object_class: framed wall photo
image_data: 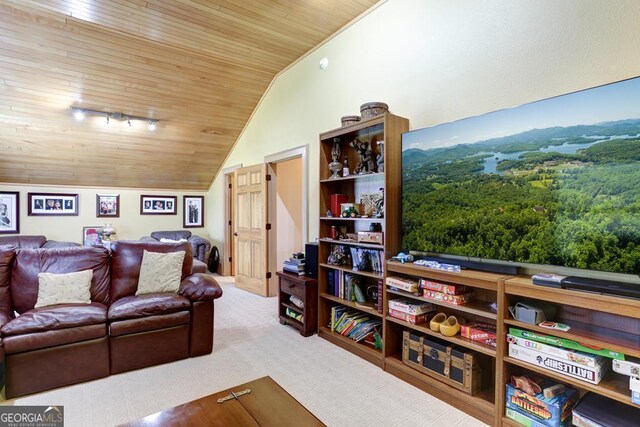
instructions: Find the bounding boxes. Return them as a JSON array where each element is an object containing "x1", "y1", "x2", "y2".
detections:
[
  {"x1": 140, "y1": 195, "x2": 177, "y2": 215},
  {"x1": 82, "y1": 226, "x2": 104, "y2": 246},
  {"x1": 28, "y1": 193, "x2": 78, "y2": 216},
  {"x1": 183, "y1": 195, "x2": 204, "y2": 228},
  {"x1": 0, "y1": 191, "x2": 19, "y2": 234},
  {"x1": 97, "y1": 194, "x2": 120, "y2": 218}
]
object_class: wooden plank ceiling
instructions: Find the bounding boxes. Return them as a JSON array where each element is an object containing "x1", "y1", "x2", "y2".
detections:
[{"x1": 0, "y1": 0, "x2": 377, "y2": 190}]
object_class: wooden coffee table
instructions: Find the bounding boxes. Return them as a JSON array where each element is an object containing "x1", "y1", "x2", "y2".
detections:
[{"x1": 121, "y1": 376, "x2": 325, "y2": 427}]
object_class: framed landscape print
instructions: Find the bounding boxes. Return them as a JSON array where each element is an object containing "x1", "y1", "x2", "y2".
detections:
[
  {"x1": 28, "y1": 193, "x2": 78, "y2": 216},
  {"x1": 0, "y1": 191, "x2": 19, "y2": 234},
  {"x1": 183, "y1": 195, "x2": 204, "y2": 228},
  {"x1": 140, "y1": 195, "x2": 177, "y2": 215},
  {"x1": 96, "y1": 194, "x2": 120, "y2": 218},
  {"x1": 82, "y1": 226, "x2": 104, "y2": 246}
]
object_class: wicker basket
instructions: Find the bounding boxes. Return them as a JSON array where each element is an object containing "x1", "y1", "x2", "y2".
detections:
[
  {"x1": 360, "y1": 102, "x2": 389, "y2": 119},
  {"x1": 341, "y1": 115, "x2": 361, "y2": 127}
]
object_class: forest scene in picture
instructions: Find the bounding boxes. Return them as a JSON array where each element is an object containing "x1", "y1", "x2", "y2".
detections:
[{"x1": 402, "y1": 77, "x2": 640, "y2": 274}]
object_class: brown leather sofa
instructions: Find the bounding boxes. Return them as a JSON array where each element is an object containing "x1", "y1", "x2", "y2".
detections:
[
  {"x1": 0, "y1": 234, "x2": 80, "y2": 249},
  {"x1": 0, "y1": 240, "x2": 222, "y2": 398}
]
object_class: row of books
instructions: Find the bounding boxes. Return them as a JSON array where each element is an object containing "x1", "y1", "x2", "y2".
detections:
[
  {"x1": 327, "y1": 270, "x2": 383, "y2": 313},
  {"x1": 283, "y1": 255, "x2": 305, "y2": 276},
  {"x1": 348, "y1": 247, "x2": 384, "y2": 273},
  {"x1": 330, "y1": 306, "x2": 382, "y2": 348}
]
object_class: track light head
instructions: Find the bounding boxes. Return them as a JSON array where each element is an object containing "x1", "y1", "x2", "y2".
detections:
[
  {"x1": 106, "y1": 115, "x2": 110, "y2": 125},
  {"x1": 73, "y1": 109, "x2": 85, "y2": 121},
  {"x1": 127, "y1": 118, "x2": 132, "y2": 127}
]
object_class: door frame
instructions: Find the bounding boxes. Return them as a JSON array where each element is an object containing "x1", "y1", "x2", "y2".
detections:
[
  {"x1": 222, "y1": 163, "x2": 242, "y2": 277},
  {"x1": 265, "y1": 145, "x2": 308, "y2": 293}
]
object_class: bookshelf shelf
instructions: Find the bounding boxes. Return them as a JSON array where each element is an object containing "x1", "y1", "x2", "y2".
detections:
[
  {"x1": 504, "y1": 318, "x2": 640, "y2": 359},
  {"x1": 319, "y1": 172, "x2": 384, "y2": 183},
  {"x1": 319, "y1": 217, "x2": 382, "y2": 222},
  {"x1": 385, "y1": 354, "x2": 495, "y2": 425},
  {"x1": 385, "y1": 316, "x2": 496, "y2": 357},
  {"x1": 504, "y1": 356, "x2": 634, "y2": 407},
  {"x1": 318, "y1": 238, "x2": 384, "y2": 250},
  {"x1": 318, "y1": 326, "x2": 384, "y2": 368},
  {"x1": 320, "y1": 293, "x2": 382, "y2": 318},
  {"x1": 387, "y1": 261, "x2": 506, "y2": 291},
  {"x1": 281, "y1": 301, "x2": 303, "y2": 315},
  {"x1": 386, "y1": 288, "x2": 498, "y2": 320},
  {"x1": 319, "y1": 263, "x2": 383, "y2": 279}
]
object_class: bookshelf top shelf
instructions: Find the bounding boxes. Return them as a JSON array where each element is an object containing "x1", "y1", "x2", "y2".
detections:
[
  {"x1": 319, "y1": 172, "x2": 384, "y2": 183},
  {"x1": 387, "y1": 261, "x2": 504, "y2": 291}
]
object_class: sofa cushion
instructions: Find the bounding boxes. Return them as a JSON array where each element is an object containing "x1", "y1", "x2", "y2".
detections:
[
  {"x1": 110, "y1": 241, "x2": 193, "y2": 303},
  {"x1": 35, "y1": 269, "x2": 93, "y2": 308},
  {"x1": 0, "y1": 246, "x2": 16, "y2": 326},
  {"x1": 11, "y1": 247, "x2": 111, "y2": 314},
  {"x1": 3, "y1": 324, "x2": 106, "y2": 354},
  {"x1": 109, "y1": 311, "x2": 190, "y2": 337},
  {"x1": 151, "y1": 230, "x2": 191, "y2": 241},
  {"x1": 136, "y1": 250, "x2": 185, "y2": 295},
  {"x1": 0, "y1": 235, "x2": 46, "y2": 249},
  {"x1": 108, "y1": 293, "x2": 190, "y2": 321},
  {"x1": 1, "y1": 303, "x2": 107, "y2": 337}
]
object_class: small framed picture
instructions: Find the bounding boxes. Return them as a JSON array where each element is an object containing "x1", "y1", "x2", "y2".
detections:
[
  {"x1": 0, "y1": 191, "x2": 19, "y2": 234},
  {"x1": 140, "y1": 195, "x2": 177, "y2": 215},
  {"x1": 82, "y1": 226, "x2": 104, "y2": 246},
  {"x1": 28, "y1": 193, "x2": 78, "y2": 216},
  {"x1": 96, "y1": 194, "x2": 120, "y2": 218},
  {"x1": 183, "y1": 195, "x2": 204, "y2": 228}
]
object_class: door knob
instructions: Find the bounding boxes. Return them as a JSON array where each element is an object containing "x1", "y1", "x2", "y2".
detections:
[{"x1": 234, "y1": 232, "x2": 238, "y2": 236}]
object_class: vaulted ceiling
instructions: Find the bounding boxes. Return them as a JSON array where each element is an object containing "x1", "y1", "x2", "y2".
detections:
[{"x1": 0, "y1": 0, "x2": 378, "y2": 190}]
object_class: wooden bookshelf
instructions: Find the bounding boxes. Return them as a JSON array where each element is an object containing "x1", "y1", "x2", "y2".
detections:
[{"x1": 317, "y1": 113, "x2": 408, "y2": 367}]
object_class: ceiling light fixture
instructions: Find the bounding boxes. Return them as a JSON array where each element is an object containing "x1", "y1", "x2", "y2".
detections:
[{"x1": 70, "y1": 107, "x2": 159, "y2": 130}]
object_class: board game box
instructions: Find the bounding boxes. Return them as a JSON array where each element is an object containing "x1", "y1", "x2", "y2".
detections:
[
  {"x1": 388, "y1": 298, "x2": 433, "y2": 315},
  {"x1": 419, "y1": 279, "x2": 469, "y2": 295},
  {"x1": 508, "y1": 327, "x2": 624, "y2": 360},
  {"x1": 509, "y1": 343, "x2": 608, "y2": 385},
  {"x1": 461, "y1": 322, "x2": 497, "y2": 348},
  {"x1": 423, "y1": 289, "x2": 474, "y2": 305},
  {"x1": 507, "y1": 334, "x2": 605, "y2": 368},
  {"x1": 388, "y1": 308, "x2": 429, "y2": 325},
  {"x1": 506, "y1": 377, "x2": 578, "y2": 427}
]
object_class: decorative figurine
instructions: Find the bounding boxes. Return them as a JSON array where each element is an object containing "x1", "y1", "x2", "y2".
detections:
[
  {"x1": 327, "y1": 246, "x2": 348, "y2": 266},
  {"x1": 342, "y1": 158, "x2": 350, "y2": 177},
  {"x1": 350, "y1": 138, "x2": 377, "y2": 174},
  {"x1": 329, "y1": 137, "x2": 342, "y2": 179},
  {"x1": 326, "y1": 209, "x2": 333, "y2": 218},
  {"x1": 376, "y1": 140, "x2": 384, "y2": 173}
]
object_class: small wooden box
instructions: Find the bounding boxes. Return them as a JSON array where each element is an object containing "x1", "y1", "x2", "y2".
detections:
[
  {"x1": 402, "y1": 330, "x2": 483, "y2": 395},
  {"x1": 357, "y1": 231, "x2": 383, "y2": 245}
]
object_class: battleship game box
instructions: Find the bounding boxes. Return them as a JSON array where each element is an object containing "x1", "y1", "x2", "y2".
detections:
[{"x1": 506, "y1": 379, "x2": 578, "y2": 427}]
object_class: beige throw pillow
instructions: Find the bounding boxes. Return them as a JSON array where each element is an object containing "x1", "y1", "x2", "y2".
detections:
[
  {"x1": 35, "y1": 269, "x2": 93, "y2": 308},
  {"x1": 136, "y1": 250, "x2": 186, "y2": 295}
]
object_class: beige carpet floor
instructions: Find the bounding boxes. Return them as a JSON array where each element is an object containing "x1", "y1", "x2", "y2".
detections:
[{"x1": 2, "y1": 277, "x2": 487, "y2": 426}]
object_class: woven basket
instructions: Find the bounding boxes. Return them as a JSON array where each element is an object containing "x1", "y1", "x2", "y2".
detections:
[
  {"x1": 341, "y1": 115, "x2": 361, "y2": 127},
  {"x1": 360, "y1": 102, "x2": 389, "y2": 119}
]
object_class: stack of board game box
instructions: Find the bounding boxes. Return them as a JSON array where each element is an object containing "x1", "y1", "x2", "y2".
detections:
[
  {"x1": 508, "y1": 328, "x2": 610, "y2": 385},
  {"x1": 420, "y1": 279, "x2": 474, "y2": 306},
  {"x1": 505, "y1": 375, "x2": 578, "y2": 427},
  {"x1": 388, "y1": 299, "x2": 434, "y2": 324}
]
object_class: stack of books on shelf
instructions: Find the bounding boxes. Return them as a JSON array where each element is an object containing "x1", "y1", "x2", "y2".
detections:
[
  {"x1": 283, "y1": 253, "x2": 305, "y2": 276},
  {"x1": 330, "y1": 306, "x2": 382, "y2": 349},
  {"x1": 327, "y1": 270, "x2": 383, "y2": 313}
]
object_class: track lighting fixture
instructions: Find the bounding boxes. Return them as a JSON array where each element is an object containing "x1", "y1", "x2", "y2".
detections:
[{"x1": 71, "y1": 107, "x2": 159, "y2": 130}]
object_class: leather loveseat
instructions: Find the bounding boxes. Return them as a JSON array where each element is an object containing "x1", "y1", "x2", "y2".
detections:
[{"x1": 0, "y1": 240, "x2": 222, "y2": 398}]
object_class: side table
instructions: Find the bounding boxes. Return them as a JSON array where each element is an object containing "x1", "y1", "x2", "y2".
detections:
[{"x1": 276, "y1": 271, "x2": 317, "y2": 337}]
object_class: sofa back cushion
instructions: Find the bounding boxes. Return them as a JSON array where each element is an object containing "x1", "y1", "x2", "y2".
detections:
[
  {"x1": 0, "y1": 235, "x2": 46, "y2": 249},
  {"x1": 150, "y1": 230, "x2": 192, "y2": 241},
  {"x1": 10, "y1": 247, "x2": 111, "y2": 314},
  {"x1": 110, "y1": 240, "x2": 193, "y2": 303},
  {"x1": 0, "y1": 245, "x2": 16, "y2": 315}
]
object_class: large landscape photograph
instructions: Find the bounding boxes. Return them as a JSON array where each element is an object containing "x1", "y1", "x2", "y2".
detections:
[{"x1": 402, "y1": 77, "x2": 640, "y2": 274}]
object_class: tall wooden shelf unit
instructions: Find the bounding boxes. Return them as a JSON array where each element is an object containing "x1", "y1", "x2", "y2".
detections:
[{"x1": 317, "y1": 113, "x2": 409, "y2": 368}]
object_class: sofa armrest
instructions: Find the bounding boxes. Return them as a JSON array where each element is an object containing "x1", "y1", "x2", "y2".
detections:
[
  {"x1": 188, "y1": 236, "x2": 211, "y2": 262},
  {"x1": 0, "y1": 311, "x2": 13, "y2": 330},
  {"x1": 178, "y1": 273, "x2": 223, "y2": 301}
]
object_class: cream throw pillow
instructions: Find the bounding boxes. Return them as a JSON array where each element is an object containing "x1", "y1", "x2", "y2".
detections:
[
  {"x1": 136, "y1": 250, "x2": 186, "y2": 295},
  {"x1": 35, "y1": 269, "x2": 93, "y2": 308}
]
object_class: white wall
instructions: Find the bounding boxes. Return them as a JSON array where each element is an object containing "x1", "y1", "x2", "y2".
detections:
[
  {"x1": 0, "y1": 183, "x2": 208, "y2": 243},
  {"x1": 207, "y1": 0, "x2": 640, "y2": 257}
]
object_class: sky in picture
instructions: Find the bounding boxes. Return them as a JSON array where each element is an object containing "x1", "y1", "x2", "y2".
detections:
[{"x1": 403, "y1": 77, "x2": 640, "y2": 151}]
